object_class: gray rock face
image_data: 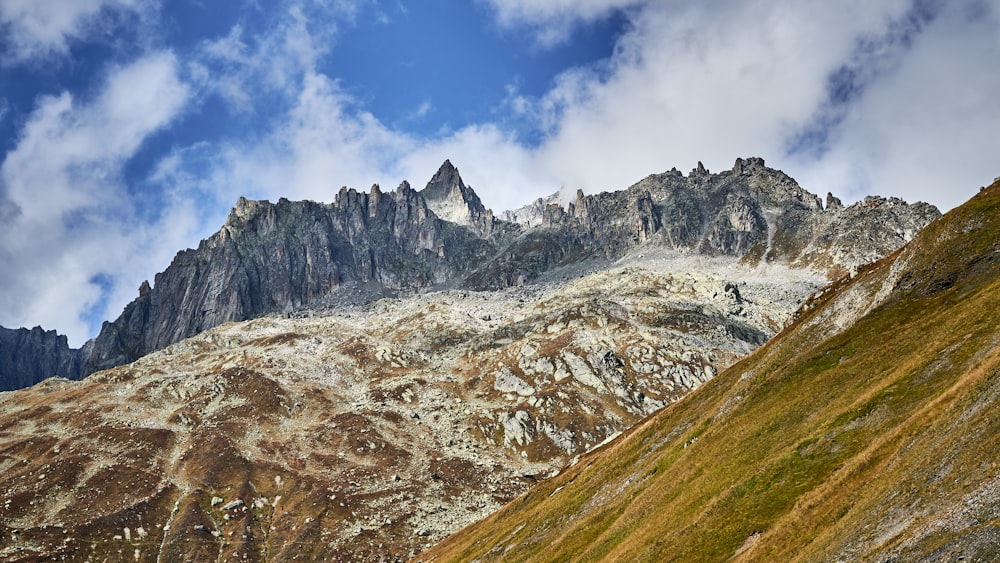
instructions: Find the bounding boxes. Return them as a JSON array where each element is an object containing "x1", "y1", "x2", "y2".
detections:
[
  {"x1": 81, "y1": 181, "x2": 498, "y2": 374},
  {"x1": 0, "y1": 326, "x2": 83, "y2": 391},
  {"x1": 0, "y1": 158, "x2": 941, "y2": 390},
  {"x1": 420, "y1": 160, "x2": 487, "y2": 223},
  {"x1": 826, "y1": 192, "x2": 844, "y2": 210},
  {"x1": 419, "y1": 160, "x2": 515, "y2": 241},
  {"x1": 462, "y1": 158, "x2": 940, "y2": 289}
]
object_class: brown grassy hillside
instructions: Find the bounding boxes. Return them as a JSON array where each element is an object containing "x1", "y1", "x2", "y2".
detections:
[{"x1": 420, "y1": 179, "x2": 1000, "y2": 562}]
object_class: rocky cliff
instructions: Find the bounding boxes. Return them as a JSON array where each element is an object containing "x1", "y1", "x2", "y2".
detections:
[
  {"x1": 81, "y1": 181, "x2": 497, "y2": 374},
  {"x1": 0, "y1": 327, "x2": 82, "y2": 392},
  {"x1": 0, "y1": 158, "x2": 939, "y2": 391}
]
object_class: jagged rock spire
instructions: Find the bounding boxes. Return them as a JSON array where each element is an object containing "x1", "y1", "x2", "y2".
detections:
[
  {"x1": 826, "y1": 192, "x2": 844, "y2": 210},
  {"x1": 420, "y1": 160, "x2": 488, "y2": 227}
]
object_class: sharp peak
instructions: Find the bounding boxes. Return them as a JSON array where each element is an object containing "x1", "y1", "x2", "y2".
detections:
[
  {"x1": 423, "y1": 159, "x2": 473, "y2": 197},
  {"x1": 421, "y1": 159, "x2": 488, "y2": 221},
  {"x1": 429, "y1": 159, "x2": 464, "y2": 184}
]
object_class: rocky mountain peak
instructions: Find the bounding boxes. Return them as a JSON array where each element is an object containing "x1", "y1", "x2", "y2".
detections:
[
  {"x1": 420, "y1": 160, "x2": 488, "y2": 228},
  {"x1": 225, "y1": 196, "x2": 262, "y2": 228},
  {"x1": 732, "y1": 156, "x2": 765, "y2": 175}
]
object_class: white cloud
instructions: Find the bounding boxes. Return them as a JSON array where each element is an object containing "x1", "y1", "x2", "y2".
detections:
[
  {"x1": 190, "y1": 2, "x2": 346, "y2": 112},
  {"x1": 0, "y1": 0, "x2": 155, "y2": 64},
  {"x1": 517, "y1": 1, "x2": 907, "y2": 192},
  {"x1": 482, "y1": 0, "x2": 999, "y2": 212},
  {"x1": 0, "y1": 51, "x2": 190, "y2": 345},
  {"x1": 153, "y1": 1, "x2": 550, "y2": 243},
  {"x1": 794, "y1": 1, "x2": 1000, "y2": 209},
  {"x1": 409, "y1": 99, "x2": 433, "y2": 121},
  {"x1": 486, "y1": 0, "x2": 644, "y2": 44}
]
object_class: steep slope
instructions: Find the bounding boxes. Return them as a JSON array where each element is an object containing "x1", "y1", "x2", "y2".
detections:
[
  {"x1": 421, "y1": 179, "x2": 1000, "y2": 562},
  {"x1": 0, "y1": 257, "x2": 818, "y2": 561},
  {"x1": 0, "y1": 327, "x2": 82, "y2": 392}
]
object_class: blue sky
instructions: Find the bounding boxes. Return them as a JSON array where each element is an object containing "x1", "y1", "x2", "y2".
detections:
[{"x1": 1, "y1": 0, "x2": 999, "y2": 346}]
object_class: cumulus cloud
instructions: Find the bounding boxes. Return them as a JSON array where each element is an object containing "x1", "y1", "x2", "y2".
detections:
[
  {"x1": 189, "y1": 2, "x2": 356, "y2": 113},
  {"x1": 492, "y1": 0, "x2": 999, "y2": 211},
  {"x1": 0, "y1": 0, "x2": 155, "y2": 64},
  {"x1": 486, "y1": 0, "x2": 645, "y2": 44},
  {"x1": 793, "y1": 0, "x2": 1000, "y2": 209},
  {"x1": 165, "y1": 5, "x2": 545, "y2": 214},
  {"x1": 0, "y1": 52, "x2": 190, "y2": 345},
  {"x1": 162, "y1": 7, "x2": 408, "y2": 208},
  {"x1": 518, "y1": 1, "x2": 907, "y2": 192},
  {"x1": 214, "y1": 71, "x2": 414, "y2": 202}
]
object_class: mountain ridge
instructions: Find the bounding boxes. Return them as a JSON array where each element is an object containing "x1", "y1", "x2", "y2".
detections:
[
  {"x1": 0, "y1": 158, "x2": 939, "y2": 392},
  {"x1": 0, "y1": 251, "x2": 835, "y2": 560}
]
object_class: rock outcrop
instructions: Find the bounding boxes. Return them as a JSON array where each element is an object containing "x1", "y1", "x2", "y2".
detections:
[
  {"x1": 419, "y1": 160, "x2": 513, "y2": 240},
  {"x1": 420, "y1": 160, "x2": 487, "y2": 226},
  {"x1": 826, "y1": 191, "x2": 844, "y2": 210},
  {"x1": 0, "y1": 327, "x2": 82, "y2": 391}
]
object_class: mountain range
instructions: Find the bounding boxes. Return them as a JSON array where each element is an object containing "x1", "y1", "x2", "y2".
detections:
[
  {"x1": 0, "y1": 158, "x2": 953, "y2": 561},
  {"x1": 0, "y1": 158, "x2": 937, "y2": 392}
]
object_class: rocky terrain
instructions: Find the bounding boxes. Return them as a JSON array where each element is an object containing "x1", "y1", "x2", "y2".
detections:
[
  {"x1": 421, "y1": 178, "x2": 1000, "y2": 562},
  {"x1": 0, "y1": 158, "x2": 938, "y2": 391},
  {"x1": 0, "y1": 251, "x2": 825, "y2": 561}
]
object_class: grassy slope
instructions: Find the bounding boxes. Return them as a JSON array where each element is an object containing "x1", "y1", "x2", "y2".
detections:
[{"x1": 421, "y1": 180, "x2": 1000, "y2": 562}]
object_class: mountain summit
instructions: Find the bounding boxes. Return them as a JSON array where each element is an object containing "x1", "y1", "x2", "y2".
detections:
[{"x1": 420, "y1": 160, "x2": 487, "y2": 224}]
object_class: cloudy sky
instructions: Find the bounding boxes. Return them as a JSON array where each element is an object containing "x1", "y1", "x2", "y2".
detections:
[{"x1": 1, "y1": 0, "x2": 999, "y2": 346}]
